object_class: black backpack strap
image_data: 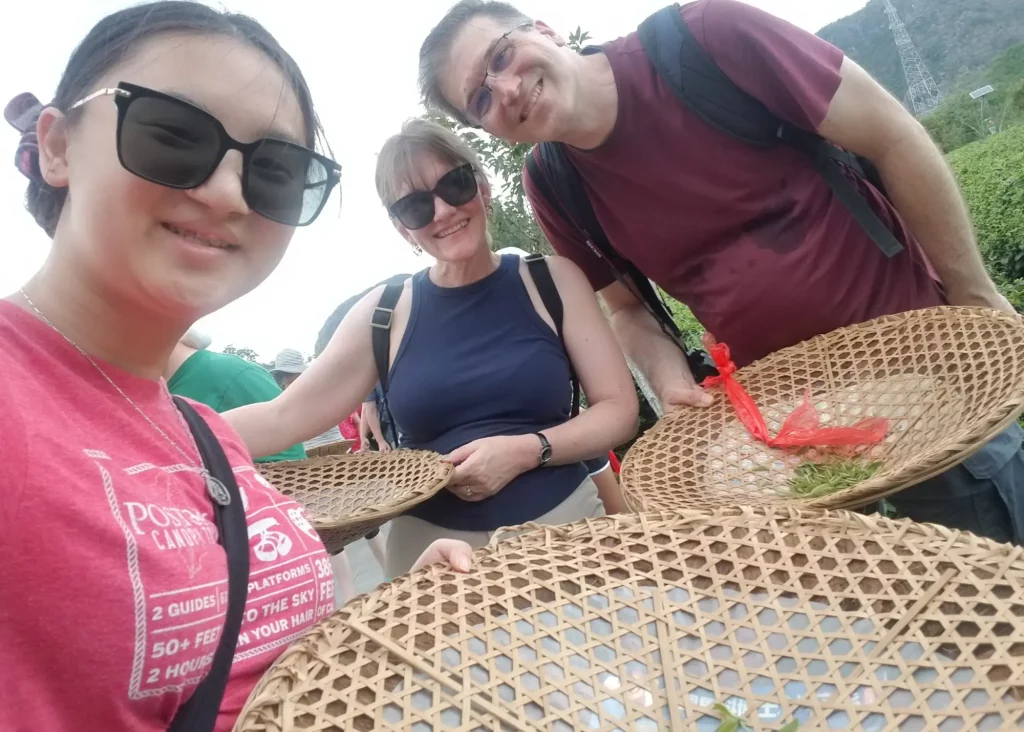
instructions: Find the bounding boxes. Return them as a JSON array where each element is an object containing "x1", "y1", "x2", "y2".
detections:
[
  {"x1": 169, "y1": 398, "x2": 250, "y2": 732},
  {"x1": 524, "y1": 254, "x2": 580, "y2": 418},
  {"x1": 371, "y1": 283, "x2": 404, "y2": 447},
  {"x1": 778, "y1": 126, "x2": 904, "y2": 257},
  {"x1": 526, "y1": 144, "x2": 718, "y2": 383},
  {"x1": 371, "y1": 283, "x2": 403, "y2": 392},
  {"x1": 637, "y1": 3, "x2": 903, "y2": 258},
  {"x1": 638, "y1": 4, "x2": 779, "y2": 147}
]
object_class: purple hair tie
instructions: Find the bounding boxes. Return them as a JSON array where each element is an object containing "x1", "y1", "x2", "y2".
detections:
[{"x1": 4, "y1": 92, "x2": 44, "y2": 180}]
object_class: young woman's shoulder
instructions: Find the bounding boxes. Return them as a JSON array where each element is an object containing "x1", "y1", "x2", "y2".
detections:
[
  {"x1": 0, "y1": 349, "x2": 29, "y2": 533},
  {"x1": 0, "y1": 304, "x2": 55, "y2": 524}
]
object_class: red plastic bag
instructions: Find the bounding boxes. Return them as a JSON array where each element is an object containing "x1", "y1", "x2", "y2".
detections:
[{"x1": 700, "y1": 338, "x2": 888, "y2": 450}]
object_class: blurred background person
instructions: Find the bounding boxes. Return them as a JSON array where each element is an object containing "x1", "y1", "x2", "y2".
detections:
[{"x1": 166, "y1": 330, "x2": 305, "y2": 462}]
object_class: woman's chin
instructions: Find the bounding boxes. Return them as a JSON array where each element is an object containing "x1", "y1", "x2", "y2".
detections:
[
  {"x1": 149, "y1": 276, "x2": 239, "y2": 322},
  {"x1": 429, "y1": 231, "x2": 486, "y2": 262}
]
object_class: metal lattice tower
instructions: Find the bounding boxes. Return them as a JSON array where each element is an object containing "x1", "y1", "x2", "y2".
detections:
[{"x1": 884, "y1": 0, "x2": 943, "y2": 115}]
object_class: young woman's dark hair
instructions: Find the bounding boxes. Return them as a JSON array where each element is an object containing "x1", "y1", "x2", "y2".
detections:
[{"x1": 23, "y1": 0, "x2": 326, "y2": 237}]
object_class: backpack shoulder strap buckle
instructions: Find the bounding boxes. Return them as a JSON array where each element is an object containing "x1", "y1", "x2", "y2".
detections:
[{"x1": 371, "y1": 306, "x2": 394, "y2": 329}]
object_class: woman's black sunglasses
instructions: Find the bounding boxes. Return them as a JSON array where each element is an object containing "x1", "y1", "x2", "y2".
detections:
[
  {"x1": 68, "y1": 82, "x2": 341, "y2": 227},
  {"x1": 387, "y1": 163, "x2": 479, "y2": 230}
]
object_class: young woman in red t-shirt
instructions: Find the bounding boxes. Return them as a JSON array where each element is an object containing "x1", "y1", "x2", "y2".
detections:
[{"x1": 0, "y1": 4, "x2": 470, "y2": 731}]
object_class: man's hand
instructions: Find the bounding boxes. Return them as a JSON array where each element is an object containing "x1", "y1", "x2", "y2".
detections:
[
  {"x1": 661, "y1": 381, "x2": 715, "y2": 413},
  {"x1": 661, "y1": 331, "x2": 718, "y2": 413},
  {"x1": 443, "y1": 435, "x2": 537, "y2": 502},
  {"x1": 411, "y1": 539, "x2": 473, "y2": 573},
  {"x1": 602, "y1": 281, "x2": 715, "y2": 416}
]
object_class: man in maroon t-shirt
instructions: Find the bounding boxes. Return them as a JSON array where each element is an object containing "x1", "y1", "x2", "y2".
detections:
[{"x1": 418, "y1": 0, "x2": 1023, "y2": 544}]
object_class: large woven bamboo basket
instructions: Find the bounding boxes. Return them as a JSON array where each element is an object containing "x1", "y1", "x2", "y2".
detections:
[
  {"x1": 234, "y1": 508, "x2": 1024, "y2": 731},
  {"x1": 256, "y1": 451, "x2": 452, "y2": 553},
  {"x1": 622, "y1": 307, "x2": 1024, "y2": 512},
  {"x1": 305, "y1": 439, "x2": 354, "y2": 458}
]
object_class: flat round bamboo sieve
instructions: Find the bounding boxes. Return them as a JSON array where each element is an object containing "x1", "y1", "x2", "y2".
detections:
[
  {"x1": 256, "y1": 451, "x2": 452, "y2": 553},
  {"x1": 306, "y1": 439, "x2": 355, "y2": 458},
  {"x1": 621, "y1": 307, "x2": 1024, "y2": 512},
  {"x1": 234, "y1": 508, "x2": 1024, "y2": 731}
]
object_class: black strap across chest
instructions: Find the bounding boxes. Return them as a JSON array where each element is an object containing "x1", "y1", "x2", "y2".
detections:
[{"x1": 169, "y1": 398, "x2": 250, "y2": 732}]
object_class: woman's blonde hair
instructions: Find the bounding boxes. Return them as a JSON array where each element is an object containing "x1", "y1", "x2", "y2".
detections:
[{"x1": 375, "y1": 118, "x2": 486, "y2": 207}]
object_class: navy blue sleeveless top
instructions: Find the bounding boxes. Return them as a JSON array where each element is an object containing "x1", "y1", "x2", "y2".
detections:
[{"x1": 386, "y1": 254, "x2": 587, "y2": 530}]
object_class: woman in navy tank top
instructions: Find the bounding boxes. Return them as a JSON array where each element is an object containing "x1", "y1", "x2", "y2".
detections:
[{"x1": 226, "y1": 119, "x2": 638, "y2": 577}]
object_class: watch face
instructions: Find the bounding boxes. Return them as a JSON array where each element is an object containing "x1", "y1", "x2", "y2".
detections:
[{"x1": 537, "y1": 433, "x2": 553, "y2": 464}]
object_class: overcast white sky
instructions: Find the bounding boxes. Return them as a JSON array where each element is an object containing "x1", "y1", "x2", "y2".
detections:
[{"x1": 0, "y1": 0, "x2": 870, "y2": 360}]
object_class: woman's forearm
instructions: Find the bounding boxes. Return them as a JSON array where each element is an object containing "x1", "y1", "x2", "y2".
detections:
[
  {"x1": 223, "y1": 400, "x2": 300, "y2": 459},
  {"x1": 503, "y1": 397, "x2": 638, "y2": 471}
]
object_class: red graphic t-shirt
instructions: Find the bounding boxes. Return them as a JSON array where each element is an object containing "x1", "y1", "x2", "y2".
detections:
[{"x1": 0, "y1": 302, "x2": 334, "y2": 731}]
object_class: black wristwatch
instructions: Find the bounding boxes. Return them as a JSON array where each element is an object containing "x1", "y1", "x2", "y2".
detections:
[{"x1": 534, "y1": 432, "x2": 553, "y2": 467}]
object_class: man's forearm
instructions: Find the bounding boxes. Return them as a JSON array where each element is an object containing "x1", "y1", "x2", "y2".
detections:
[
  {"x1": 608, "y1": 303, "x2": 694, "y2": 397},
  {"x1": 875, "y1": 125, "x2": 1003, "y2": 306}
]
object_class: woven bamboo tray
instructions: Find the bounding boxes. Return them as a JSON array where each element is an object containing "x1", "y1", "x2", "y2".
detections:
[
  {"x1": 306, "y1": 439, "x2": 355, "y2": 458},
  {"x1": 234, "y1": 508, "x2": 1024, "y2": 731},
  {"x1": 256, "y1": 451, "x2": 452, "y2": 553},
  {"x1": 622, "y1": 307, "x2": 1024, "y2": 512}
]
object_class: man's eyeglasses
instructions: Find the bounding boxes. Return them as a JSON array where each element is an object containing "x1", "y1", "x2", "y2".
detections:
[
  {"x1": 465, "y1": 22, "x2": 533, "y2": 127},
  {"x1": 67, "y1": 82, "x2": 341, "y2": 227}
]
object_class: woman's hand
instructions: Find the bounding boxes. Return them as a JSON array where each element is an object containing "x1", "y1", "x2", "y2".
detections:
[
  {"x1": 411, "y1": 539, "x2": 473, "y2": 572},
  {"x1": 443, "y1": 435, "x2": 538, "y2": 502}
]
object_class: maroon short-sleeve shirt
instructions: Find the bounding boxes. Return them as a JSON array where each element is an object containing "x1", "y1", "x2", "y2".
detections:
[{"x1": 524, "y1": 0, "x2": 944, "y2": 367}]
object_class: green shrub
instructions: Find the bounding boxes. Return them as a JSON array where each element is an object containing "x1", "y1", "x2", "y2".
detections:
[
  {"x1": 949, "y1": 125, "x2": 1024, "y2": 282},
  {"x1": 662, "y1": 292, "x2": 705, "y2": 349},
  {"x1": 922, "y1": 43, "x2": 1024, "y2": 154},
  {"x1": 999, "y1": 278, "x2": 1024, "y2": 311}
]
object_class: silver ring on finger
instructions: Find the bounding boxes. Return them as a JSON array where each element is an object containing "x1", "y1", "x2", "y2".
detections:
[{"x1": 464, "y1": 486, "x2": 473, "y2": 498}]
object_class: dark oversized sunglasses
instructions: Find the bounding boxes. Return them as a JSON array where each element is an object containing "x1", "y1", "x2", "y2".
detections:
[
  {"x1": 387, "y1": 163, "x2": 479, "y2": 230},
  {"x1": 68, "y1": 82, "x2": 341, "y2": 226}
]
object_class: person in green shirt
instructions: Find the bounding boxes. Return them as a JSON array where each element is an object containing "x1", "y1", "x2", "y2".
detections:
[{"x1": 165, "y1": 331, "x2": 306, "y2": 463}]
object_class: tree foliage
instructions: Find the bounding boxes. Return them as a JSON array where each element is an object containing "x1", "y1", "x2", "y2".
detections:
[
  {"x1": 222, "y1": 344, "x2": 260, "y2": 362},
  {"x1": 566, "y1": 27, "x2": 592, "y2": 53},
  {"x1": 922, "y1": 43, "x2": 1024, "y2": 153}
]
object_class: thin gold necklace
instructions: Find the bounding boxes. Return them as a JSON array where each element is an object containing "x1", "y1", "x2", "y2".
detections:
[{"x1": 19, "y1": 288, "x2": 231, "y2": 506}]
